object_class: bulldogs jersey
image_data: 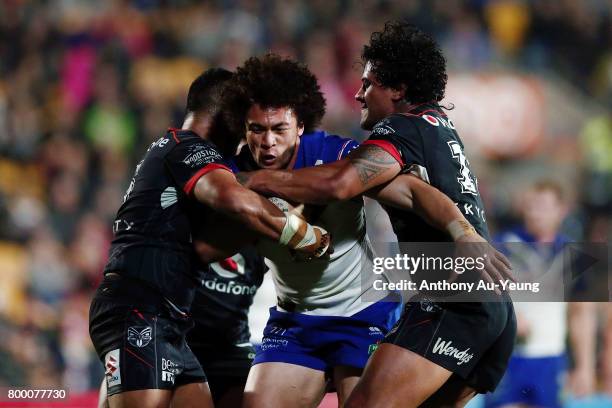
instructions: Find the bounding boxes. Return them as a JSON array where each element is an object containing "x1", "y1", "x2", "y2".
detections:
[
  {"x1": 230, "y1": 131, "x2": 386, "y2": 316},
  {"x1": 365, "y1": 103, "x2": 489, "y2": 241},
  {"x1": 104, "y1": 128, "x2": 231, "y2": 312}
]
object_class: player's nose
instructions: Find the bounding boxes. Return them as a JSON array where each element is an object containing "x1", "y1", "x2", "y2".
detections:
[
  {"x1": 355, "y1": 88, "x2": 364, "y2": 102},
  {"x1": 261, "y1": 130, "x2": 276, "y2": 148}
]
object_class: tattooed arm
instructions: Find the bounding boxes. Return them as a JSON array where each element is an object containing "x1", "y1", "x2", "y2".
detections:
[{"x1": 239, "y1": 144, "x2": 402, "y2": 204}]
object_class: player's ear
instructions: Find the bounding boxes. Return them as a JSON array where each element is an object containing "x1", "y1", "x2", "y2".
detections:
[
  {"x1": 297, "y1": 122, "x2": 305, "y2": 137},
  {"x1": 391, "y1": 84, "x2": 407, "y2": 103}
]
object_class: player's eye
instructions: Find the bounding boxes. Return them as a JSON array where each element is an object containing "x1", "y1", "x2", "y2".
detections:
[
  {"x1": 272, "y1": 126, "x2": 289, "y2": 134},
  {"x1": 248, "y1": 125, "x2": 265, "y2": 134},
  {"x1": 362, "y1": 79, "x2": 371, "y2": 90}
]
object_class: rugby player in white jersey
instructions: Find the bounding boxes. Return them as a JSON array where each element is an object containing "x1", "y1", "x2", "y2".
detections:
[{"x1": 195, "y1": 54, "x2": 507, "y2": 408}]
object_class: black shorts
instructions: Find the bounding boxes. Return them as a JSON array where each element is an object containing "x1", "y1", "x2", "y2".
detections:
[
  {"x1": 190, "y1": 342, "x2": 254, "y2": 403},
  {"x1": 383, "y1": 299, "x2": 516, "y2": 393},
  {"x1": 89, "y1": 275, "x2": 206, "y2": 396}
]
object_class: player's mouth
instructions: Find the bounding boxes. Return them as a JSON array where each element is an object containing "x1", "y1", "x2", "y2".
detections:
[{"x1": 261, "y1": 153, "x2": 277, "y2": 166}]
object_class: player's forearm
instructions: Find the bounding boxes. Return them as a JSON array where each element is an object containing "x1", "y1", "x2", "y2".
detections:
[
  {"x1": 212, "y1": 186, "x2": 288, "y2": 241},
  {"x1": 193, "y1": 240, "x2": 236, "y2": 263},
  {"x1": 194, "y1": 175, "x2": 287, "y2": 241},
  {"x1": 239, "y1": 149, "x2": 401, "y2": 204},
  {"x1": 193, "y1": 215, "x2": 258, "y2": 263},
  {"x1": 194, "y1": 171, "x2": 330, "y2": 258},
  {"x1": 371, "y1": 174, "x2": 473, "y2": 239},
  {"x1": 238, "y1": 164, "x2": 344, "y2": 204}
]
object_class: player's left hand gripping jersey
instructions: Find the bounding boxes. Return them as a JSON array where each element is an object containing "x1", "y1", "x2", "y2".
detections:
[
  {"x1": 104, "y1": 128, "x2": 231, "y2": 313},
  {"x1": 230, "y1": 131, "x2": 385, "y2": 316},
  {"x1": 365, "y1": 104, "x2": 489, "y2": 241}
]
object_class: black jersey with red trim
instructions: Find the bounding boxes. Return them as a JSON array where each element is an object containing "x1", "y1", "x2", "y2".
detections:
[
  {"x1": 104, "y1": 128, "x2": 231, "y2": 312},
  {"x1": 365, "y1": 103, "x2": 489, "y2": 241}
]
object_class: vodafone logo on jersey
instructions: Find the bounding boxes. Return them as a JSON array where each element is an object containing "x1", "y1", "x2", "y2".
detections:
[
  {"x1": 422, "y1": 114, "x2": 456, "y2": 129},
  {"x1": 210, "y1": 253, "x2": 246, "y2": 278},
  {"x1": 422, "y1": 114, "x2": 439, "y2": 126}
]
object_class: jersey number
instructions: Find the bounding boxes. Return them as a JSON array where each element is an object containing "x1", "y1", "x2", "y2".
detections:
[{"x1": 448, "y1": 141, "x2": 478, "y2": 195}]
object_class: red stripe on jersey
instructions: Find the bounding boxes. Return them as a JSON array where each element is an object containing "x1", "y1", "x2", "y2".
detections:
[
  {"x1": 167, "y1": 127, "x2": 182, "y2": 143},
  {"x1": 396, "y1": 112, "x2": 421, "y2": 118},
  {"x1": 419, "y1": 109, "x2": 447, "y2": 117},
  {"x1": 183, "y1": 163, "x2": 232, "y2": 196},
  {"x1": 171, "y1": 129, "x2": 180, "y2": 144},
  {"x1": 362, "y1": 140, "x2": 404, "y2": 166}
]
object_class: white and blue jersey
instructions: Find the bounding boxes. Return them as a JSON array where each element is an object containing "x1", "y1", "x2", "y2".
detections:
[{"x1": 228, "y1": 131, "x2": 400, "y2": 371}]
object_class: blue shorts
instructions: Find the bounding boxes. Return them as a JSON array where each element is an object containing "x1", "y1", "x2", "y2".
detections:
[
  {"x1": 254, "y1": 301, "x2": 401, "y2": 371},
  {"x1": 484, "y1": 354, "x2": 567, "y2": 408}
]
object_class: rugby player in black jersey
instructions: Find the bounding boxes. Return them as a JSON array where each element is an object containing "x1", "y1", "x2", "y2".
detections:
[
  {"x1": 239, "y1": 23, "x2": 516, "y2": 407},
  {"x1": 97, "y1": 248, "x2": 266, "y2": 408},
  {"x1": 89, "y1": 68, "x2": 330, "y2": 408},
  {"x1": 188, "y1": 248, "x2": 267, "y2": 408}
]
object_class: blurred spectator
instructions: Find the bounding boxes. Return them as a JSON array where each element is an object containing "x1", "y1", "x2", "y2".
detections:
[
  {"x1": 580, "y1": 112, "x2": 612, "y2": 213},
  {"x1": 486, "y1": 181, "x2": 573, "y2": 408}
]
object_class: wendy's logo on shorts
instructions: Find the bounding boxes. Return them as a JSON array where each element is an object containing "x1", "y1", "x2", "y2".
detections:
[
  {"x1": 127, "y1": 326, "x2": 152, "y2": 348},
  {"x1": 432, "y1": 337, "x2": 474, "y2": 366}
]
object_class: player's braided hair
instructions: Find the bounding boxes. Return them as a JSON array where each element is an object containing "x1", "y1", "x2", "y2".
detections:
[
  {"x1": 363, "y1": 21, "x2": 447, "y2": 103},
  {"x1": 223, "y1": 53, "x2": 326, "y2": 136}
]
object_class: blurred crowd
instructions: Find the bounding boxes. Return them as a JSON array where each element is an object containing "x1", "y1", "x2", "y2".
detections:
[{"x1": 0, "y1": 0, "x2": 610, "y2": 398}]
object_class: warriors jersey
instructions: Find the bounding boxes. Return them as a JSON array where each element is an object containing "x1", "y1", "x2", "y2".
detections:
[
  {"x1": 104, "y1": 128, "x2": 231, "y2": 312},
  {"x1": 365, "y1": 104, "x2": 489, "y2": 241}
]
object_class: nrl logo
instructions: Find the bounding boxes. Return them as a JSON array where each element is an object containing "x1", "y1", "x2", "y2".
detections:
[{"x1": 127, "y1": 326, "x2": 152, "y2": 348}]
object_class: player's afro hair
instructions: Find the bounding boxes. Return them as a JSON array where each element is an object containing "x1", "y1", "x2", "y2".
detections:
[
  {"x1": 223, "y1": 54, "x2": 326, "y2": 135},
  {"x1": 363, "y1": 22, "x2": 447, "y2": 103}
]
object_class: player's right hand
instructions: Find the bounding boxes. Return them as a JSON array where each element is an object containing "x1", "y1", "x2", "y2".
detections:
[
  {"x1": 301, "y1": 225, "x2": 331, "y2": 259},
  {"x1": 288, "y1": 217, "x2": 332, "y2": 259},
  {"x1": 278, "y1": 212, "x2": 332, "y2": 259},
  {"x1": 453, "y1": 233, "x2": 515, "y2": 295},
  {"x1": 269, "y1": 196, "x2": 332, "y2": 259}
]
